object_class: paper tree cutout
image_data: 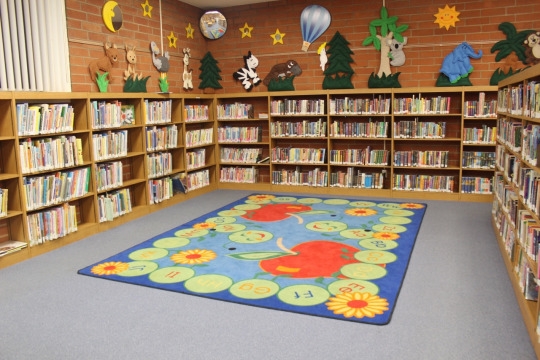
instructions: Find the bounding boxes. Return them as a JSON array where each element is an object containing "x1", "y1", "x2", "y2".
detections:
[
  {"x1": 186, "y1": 23, "x2": 194, "y2": 39},
  {"x1": 434, "y1": 5, "x2": 460, "y2": 30},
  {"x1": 141, "y1": 0, "x2": 152, "y2": 17},
  {"x1": 271, "y1": 29, "x2": 285, "y2": 45},
  {"x1": 322, "y1": 32, "x2": 355, "y2": 89},
  {"x1": 362, "y1": 6, "x2": 408, "y2": 88},
  {"x1": 168, "y1": 31, "x2": 178, "y2": 48},
  {"x1": 240, "y1": 23, "x2": 253, "y2": 38},
  {"x1": 199, "y1": 52, "x2": 223, "y2": 90}
]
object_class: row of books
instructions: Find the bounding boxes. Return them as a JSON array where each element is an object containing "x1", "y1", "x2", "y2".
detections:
[
  {"x1": 463, "y1": 125, "x2": 496, "y2": 144},
  {"x1": 329, "y1": 169, "x2": 384, "y2": 189},
  {"x1": 147, "y1": 152, "x2": 173, "y2": 178},
  {"x1": 393, "y1": 150, "x2": 449, "y2": 168},
  {"x1": 393, "y1": 96, "x2": 451, "y2": 114},
  {"x1": 23, "y1": 167, "x2": 90, "y2": 211},
  {"x1": 92, "y1": 130, "x2": 128, "y2": 161},
  {"x1": 271, "y1": 167, "x2": 328, "y2": 186},
  {"x1": 461, "y1": 176, "x2": 492, "y2": 194},
  {"x1": 0, "y1": 188, "x2": 7, "y2": 217},
  {"x1": 144, "y1": 99, "x2": 172, "y2": 124},
  {"x1": 523, "y1": 80, "x2": 540, "y2": 118},
  {"x1": 90, "y1": 100, "x2": 129, "y2": 129},
  {"x1": 329, "y1": 148, "x2": 389, "y2": 165},
  {"x1": 184, "y1": 104, "x2": 209, "y2": 122},
  {"x1": 148, "y1": 177, "x2": 173, "y2": 205},
  {"x1": 330, "y1": 120, "x2": 388, "y2": 138},
  {"x1": 186, "y1": 149, "x2": 206, "y2": 170},
  {"x1": 502, "y1": 83, "x2": 540, "y2": 118},
  {"x1": 219, "y1": 166, "x2": 258, "y2": 183},
  {"x1": 271, "y1": 147, "x2": 326, "y2": 164},
  {"x1": 217, "y1": 126, "x2": 261, "y2": 143},
  {"x1": 462, "y1": 151, "x2": 496, "y2": 169},
  {"x1": 186, "y1": 169, "x2": 210, "y2": 191},
  {"x1": 27, "y1": 203, "x2": 77, "y2": 246},
  {"x1": 96, "y1": 161, "x2": 123, "y2": 191},
  {"x1": 517, "y1": 167, "x2": 540, "y2": 216},
  {"x1": 19, "y1": 135, "x2": 84, "y2": 174},
  {"x1": 16, "y1": 102, "x2": 74, "y2": 135},
  {"x1": 0, "y1": 240, "x2": 27, "y2": 257},
  {"x1": 220, "y1": 147, "x2": 261, "y2": 164},
  {"x1": 329, "y1": 96, "x2": 391, "y2": 115},
  {"x1": 186, "y1": 128, "x2": 213, "y2": 147},
  {"x1": 145, "y1": 125, "x2": 178, "y2": 151},
  {"x1": 463, "y1": 92, "x2": 497, "y2": 117},
  {"x1": 217, "y1": 103, "x2": 254, "y2": 119},
  {"x1": 98, "y1": 188, "x2": 132, "y2": 223},
  {"x1": 270, "y1": 119, "x2": 327, "y2": 137},
  {"x1": 392, "y1": 174, "x2": 454, "y2": 192},
  {"x1": 517, "y1": 209, "x2": 540, "y2": 263},
  {"x1": 393, "y1": 120, "x2": 446, "y2": 138},
  {"x1": 521, "y1": 123, "x2": 540, "y2": 166},
  {"x1": 497, "y1": 117, "x2": 522, "y2": 151},
  {"x1": 270, "y1": 99, "x2": 325, "y2": 115}
]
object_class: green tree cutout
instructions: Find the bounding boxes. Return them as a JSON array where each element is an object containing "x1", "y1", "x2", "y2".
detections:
[
  {"x1": 490, "y1": 22, "x2": 535, "y2": 85},
  {"x1": 322, "y1": 31, "x2": 355, "y2": 89},
  {"x1": 198, "y1": 52, "x2": 223, "y2": 90},
  {"x1": 362, "y1": 6, "x2": 408, "y2": 88}
]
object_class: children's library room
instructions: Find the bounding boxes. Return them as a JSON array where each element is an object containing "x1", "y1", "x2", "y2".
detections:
[{"x1": 1, "y1": 0, "x2": 540, "y2": 359}]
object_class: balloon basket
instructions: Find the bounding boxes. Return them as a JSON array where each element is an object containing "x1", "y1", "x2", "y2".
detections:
[{"x1": 301, "y1": 41, "x2": 311, "y2": 52}]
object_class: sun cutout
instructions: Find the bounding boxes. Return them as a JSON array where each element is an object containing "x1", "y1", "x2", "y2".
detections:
[
  {"x1": 434, "y1": 4, "x2": 460, "y2": 30},
  {"x1": 167, "y1": 31, "x2": 178, "y2": 48},
  {"x1": 186, "y1": 23, "x2": 194, "y2": 39},
  {"x1": 271, "y1": 29, "x2": 285, "y2": 45},
  {"x1": 239, "y1": 22, "x2": 253, "y2": 38},
  {"x1": 141, "y1": 0, "x2": 152, "y2": 18}
]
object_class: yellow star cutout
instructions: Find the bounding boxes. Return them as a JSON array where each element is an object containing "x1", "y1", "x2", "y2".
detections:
[
  {"x1": 186, "y1": 23, "x2": 194, "y2": 39},
  {"x1": 167, "y1": 31, "x2": 178, "y2": 48},
  {"x1": 239, "y1": 23, "x2": 253, "y2": 38},
  {"x1": 141, "y1": 0, "x2": 152, "y2": 18},
  {"x1": 434, "y1": 4, "x2": 460, "y2": 30},
  {"x1": 271, "y1": 29, "x2": 285, "y2": 45}
]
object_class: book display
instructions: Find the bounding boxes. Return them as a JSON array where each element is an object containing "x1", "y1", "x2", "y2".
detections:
[
  {"x1": 0, "y1": 87, "x2": 498, "y2": 270},
  {"x1": 492, "y1": 63, "x2": 540, "y2": 356}
]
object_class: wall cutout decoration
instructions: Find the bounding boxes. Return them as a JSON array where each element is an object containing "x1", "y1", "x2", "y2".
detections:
[
  {"x1": 141, "y1": 0, "x2": 152, "y2": 18},
  {"x1": 271, "y1": 29, "x2": 285, "y2": 45},
  {"x1": 233, "y1": 51, "x2": 261, "y2": 91},
  {"x1": 323, "y1": 32, "x2": 355, "y2": 89},
  {"x1": 437, "y1": 42, "x2": 482, "y2": 86},
  {"x1": 300, "y1": 5, "x2": 331, "y2": 51},
  {"x1": 263, "y1": 60, "x2": 302, "y2": 91},
  {"x1": 150, "y1": 41, "x2": 170, "y2": 92},
  {"x1": 199, "y1": 52, "x2": 223, "y2": 91},
  {"x1": 240, "y1": 23, "x2": 253, "y2": 38},
  {"x1": 434, "y1": 5, "x2": 460, "y2": 30},
  {"x1": 88, "y1": 43, "x2": 120, "y2": 92},
  {"x1": 102, "y1": 1, "x2": 123, "y2": 32},
  {"x1": 199, "y1": 11, "x2": 227, "y2": 40},
  {"x1": 168, "y1": 31, "x2": 178, "y2": 48},
  {"x1": 318, "y1": 42, "x2": 328, "y2": 72},
  {"x1": 186, "y1": 23, "x2": 194, "y2": 39},
  {"x1": 182, "y1": 48, "x2": 193, "y2": 90}
]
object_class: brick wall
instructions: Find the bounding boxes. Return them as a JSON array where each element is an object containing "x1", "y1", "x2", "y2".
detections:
[{"x1": 66, "y1": 0, "x2": 540, "y2": 93}]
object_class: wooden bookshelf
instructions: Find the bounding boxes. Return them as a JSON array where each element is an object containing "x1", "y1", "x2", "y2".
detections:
[
  {"x1": 0, "y1": 87, "x2": 498, "y2": 270},
  {"x1": 492, "y1": 63, "x2": 540, "y2": 358}
]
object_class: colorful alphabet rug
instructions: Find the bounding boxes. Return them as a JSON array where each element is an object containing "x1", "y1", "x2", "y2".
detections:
[{"x1": 78, "y1": 194, "x2": 427, "y2": 325}]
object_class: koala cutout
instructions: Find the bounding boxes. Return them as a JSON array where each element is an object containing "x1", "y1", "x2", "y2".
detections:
[
  {"x1": 388, "y1": 37, "x2": 407, "y2": 67},
  {"x1": 524, "y1": 32, "x2": 540, "y2": 65}
]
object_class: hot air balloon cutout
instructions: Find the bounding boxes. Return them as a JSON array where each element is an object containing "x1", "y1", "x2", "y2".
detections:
[
  {"x1": 322, "y1": 31, "x2": 355, "y2": 90},
  {"x1": 362, "y1": 6, "x2": 409, "y2": 88},
  {"x1": 300, "y1": 5, "x2": 331, "y2": 51}
]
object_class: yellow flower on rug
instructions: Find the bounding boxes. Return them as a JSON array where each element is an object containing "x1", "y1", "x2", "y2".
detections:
[
  {"x1": 326, "y1": 292, "x2": 389, "y2": 318},
  {"x1": 171, "y1": 249, "x2": 216, "y2": 265},
  {"x1": 248, "y1": 194, "x2": 275, "y2": 202},
  {"x1": 91, "y1": 261, "x2": 129, "y2": 275},
  {"x1": 373, "y1": 232, "x2": 400, "y2": 241},
  {"x1": 193, "y1": 222, "x2": 216, "y2": 229},
  {"x1": 345, "y1": 208, "x2": 378, "y2": 216},
  {"x1": 400, "y1": 203, "x2": 425, "y2": 209}
]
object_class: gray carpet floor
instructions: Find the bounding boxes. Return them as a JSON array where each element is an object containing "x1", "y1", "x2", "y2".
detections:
[{"x1": 0, "y1": 190, "x2": 536, "y2": 359}]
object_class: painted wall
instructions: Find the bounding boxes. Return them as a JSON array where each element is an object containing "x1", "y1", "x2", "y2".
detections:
[{"x1": 66, "y1": 0, "x2": 540, "y2": 93}]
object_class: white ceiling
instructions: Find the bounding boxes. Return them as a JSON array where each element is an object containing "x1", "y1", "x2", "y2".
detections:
[{"x1": 180, "y1": 0, "x2": 275, "y2": 10}]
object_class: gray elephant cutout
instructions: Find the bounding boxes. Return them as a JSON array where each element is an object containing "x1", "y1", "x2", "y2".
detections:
[{"x1": 440, "y1": 42, "x2": 482, "y2": 83}]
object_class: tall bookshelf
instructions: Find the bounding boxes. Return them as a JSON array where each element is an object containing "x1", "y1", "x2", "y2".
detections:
[
  {"x1": 492, "y1": 63, "x2": 540, "y2": 358},
  {"x1": 0, "y1": 87, "x2": 498, "y2": 270}
]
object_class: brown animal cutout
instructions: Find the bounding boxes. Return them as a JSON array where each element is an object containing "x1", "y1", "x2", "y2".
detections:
[
  {"x1": 263, "y1": 60, "x2": 302, "y2": 86},
  {"x1": 124, "y1": 45, "x2": 142, "y2": 80},
  {"x1": 88, "y1": 43, "x2": 120, "y2": 82}
]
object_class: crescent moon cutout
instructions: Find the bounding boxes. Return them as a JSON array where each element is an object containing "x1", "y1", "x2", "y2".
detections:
[{"x1": 103, "y1": 1, "x2": 123, "y2": 32}]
